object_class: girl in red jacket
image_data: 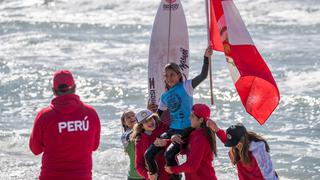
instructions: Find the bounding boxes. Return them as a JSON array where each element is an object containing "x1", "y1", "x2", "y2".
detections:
[
  {"x1": 131, "y1": 109, "x2": 170, "y2": 180},
  {"x1": 208, "y1": 122, "x2": 278, "y2": 180},
  {"x1": 164, "y1": 104, "x2": 222, "y2": 180}
]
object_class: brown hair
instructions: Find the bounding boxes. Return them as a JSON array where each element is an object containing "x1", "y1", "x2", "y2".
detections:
[
  {"x1": 164, "y1": 62, "x2": 184, "y2": 90},
  {"x1": 231, "y1": 131, "x2": 270, "y2": 164},
  {"x1": 120, "y1": 110, "x2": 135, "y2": 132},
  {"x1": 130, "y1": 113, "x2": 161, "y2": 143},
  {"x1": 53, "y1": 84, "x2": 76, "y2": 96},
  {"x1": 200, "y1": 121, "x2": 217, "y2": 156}
]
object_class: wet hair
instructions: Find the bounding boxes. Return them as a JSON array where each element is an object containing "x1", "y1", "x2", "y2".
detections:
[
  {"x1": 53, "y1": 84, "x2": 75, "y2": 96},
  {"x1": 130, "y1": 113, "x2": 160, "y2": 143},
  {"x1": 164, "y1": 62, "x2": 185, "y2": 90},
  {"x1": 120, "y1": 110, "x2": 135, "y2": 132},
  {"x1": 231, "y1": 131, "x2": 270, "y2": 164}
]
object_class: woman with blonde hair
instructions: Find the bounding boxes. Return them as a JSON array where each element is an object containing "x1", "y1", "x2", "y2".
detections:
[
  {"x1": 120, "y1": 110, "x2": 144, "y2": 180},
  {"x1": 131, "y1": 109, "x2": 170, "y2": 180}
]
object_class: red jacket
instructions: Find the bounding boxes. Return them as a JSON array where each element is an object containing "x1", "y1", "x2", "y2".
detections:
[
  {"x1": 217, "y1": 130, "x2": 278, "y2": 180},
  {"x1": 135, "y1": 122, "x2": 170, "y2": 180},
  {"x1": 29, "y1": 94, "x2": 101, "y2": 180},
  {"x1": 171, "y1": 128, "x2": 218, "y2": 180}
]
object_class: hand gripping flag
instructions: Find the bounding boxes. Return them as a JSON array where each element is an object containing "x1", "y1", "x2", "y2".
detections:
[{"x1": 208, "y1": 0, "x2": 280, "y2": 124}]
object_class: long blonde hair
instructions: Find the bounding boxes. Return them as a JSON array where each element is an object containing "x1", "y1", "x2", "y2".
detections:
[
  {"x1": 130, "y1": 113, "x2": 161, "y2": 143},
  {"x1": 231, "y1": 131, "x2": 270, "y2": 164}
]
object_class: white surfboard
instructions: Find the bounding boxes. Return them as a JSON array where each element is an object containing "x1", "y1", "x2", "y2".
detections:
[{"x1": 148, "y1": 0, "x2": 189, "y2": 105}]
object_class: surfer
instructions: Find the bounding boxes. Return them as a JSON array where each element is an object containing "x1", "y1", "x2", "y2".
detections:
[
  {"x1": 144, "y1": 46, "x2": 213, "y2": 180},
  {"x1": 207, "y1": 122, "x2": 279, "y2": 180},
  {"x1": 120, "y1": 110, "x2": 145, "y2": 180},
  {"x1": 29, "y1": 70, "x2": 101, "y2": 180}
]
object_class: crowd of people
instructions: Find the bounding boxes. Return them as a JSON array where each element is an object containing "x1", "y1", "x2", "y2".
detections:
[{"x1": 29, "y1": 46, "x2": 278, "y2": 180}]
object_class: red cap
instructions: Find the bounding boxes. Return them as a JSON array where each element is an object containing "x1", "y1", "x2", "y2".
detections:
[
  {"x1": 192, "y1": 104, "x2": 211, "y2": 121},
  {"x1": 53, "y1": 70, "x2": 75, "y2": 90}
]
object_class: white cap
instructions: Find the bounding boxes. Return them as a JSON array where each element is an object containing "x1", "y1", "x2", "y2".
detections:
[{"x1": 136, "y1": 109, "x2": 153, "y2": 124}]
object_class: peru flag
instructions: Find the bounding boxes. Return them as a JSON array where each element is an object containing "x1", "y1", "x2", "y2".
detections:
[{"x1": 208, "y1": 0, "x2": 280, "y2": 124}]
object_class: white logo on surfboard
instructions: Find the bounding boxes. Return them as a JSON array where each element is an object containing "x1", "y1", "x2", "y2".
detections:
[{"x1": 163, "y1": 0, "x2": 179, "y2": 10}]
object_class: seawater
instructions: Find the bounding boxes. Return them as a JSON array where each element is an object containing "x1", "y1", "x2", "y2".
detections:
[{"x1": 0, "y1": 0, "x2": 319, "y2": 179}]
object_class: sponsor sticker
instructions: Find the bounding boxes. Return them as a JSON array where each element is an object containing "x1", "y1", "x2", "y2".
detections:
[
  {"x1": 179, "y1": 47, "x2": 189, "y2": 72},
  {"x1": 163, "y1": 0, "x2": 179, "y2": 10}
]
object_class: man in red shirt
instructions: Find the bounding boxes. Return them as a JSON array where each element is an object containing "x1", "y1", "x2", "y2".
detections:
[{"x1": 29, "y1": 70, "x2": 101, "y2": 180}]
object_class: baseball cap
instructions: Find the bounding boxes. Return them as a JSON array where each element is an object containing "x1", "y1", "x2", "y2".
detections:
[
  {"x1": 53, "y1": 70, "x2": 75, "y2": 91},
  {"x1": 224, "y1": 124, "x2": 247, "y2": 147},
  {"x1": 136, "y1": 109, "x2": 153, "y2": 124},
  {"x1": 192, "y1": 103, "x2": 211, "y2": 121}
]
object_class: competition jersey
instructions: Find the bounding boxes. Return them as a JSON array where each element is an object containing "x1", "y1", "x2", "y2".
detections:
[{"x1": 158, "y1": 80, "x2": 193, "y2": 129}]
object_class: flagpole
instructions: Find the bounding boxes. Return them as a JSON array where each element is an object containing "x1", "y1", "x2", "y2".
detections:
[{"x1": 205, "y1": 0, "x2": 214, "y2": 105}]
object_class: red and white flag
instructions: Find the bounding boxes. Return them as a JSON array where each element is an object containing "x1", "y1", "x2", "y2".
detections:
[{"x1": 208, "y1": 0, "x2": 280, "y2": 125}]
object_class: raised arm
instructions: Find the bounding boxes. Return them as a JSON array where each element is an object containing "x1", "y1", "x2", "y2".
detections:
[
  {"x1": 206, "y1": 119, "x2": 227, "y2": 143},
  {"x1": 191, "y1": 46, "x2": 213, "y2": 88}
]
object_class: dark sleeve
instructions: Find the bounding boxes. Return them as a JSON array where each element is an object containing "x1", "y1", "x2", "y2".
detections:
[
  {"x1": 180, "y1": 127, "x2": 194, "y2": 139},
  {"x1": 191, "y1": 56, "x2": 209, "y2": 88},
  {"x1": 157, "y1": 109, "x2": 163, "y2": 117}
]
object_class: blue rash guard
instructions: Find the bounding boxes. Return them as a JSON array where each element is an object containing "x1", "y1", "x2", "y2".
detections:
[{"x1": 159, "y1": 80, "x2": 193, "y2": 130}]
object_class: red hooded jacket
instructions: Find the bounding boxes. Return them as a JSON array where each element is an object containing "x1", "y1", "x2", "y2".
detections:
[
  {"x1": 171, "y1": 128, "x2": 226, "y2": 180},
  {"x1": 29, "y1": 94, "x2": 101, "y2": 180},
  {"x1": 135, "y1": 122, "x2": 170, "y2": 180}
]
